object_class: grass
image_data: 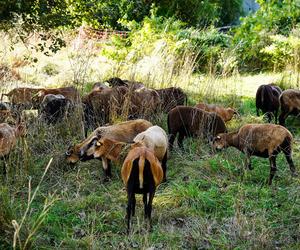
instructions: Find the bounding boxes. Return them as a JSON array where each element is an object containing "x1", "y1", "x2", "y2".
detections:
[{"x1": 0, "y1": 31, "x2": 300, "y2": 249}]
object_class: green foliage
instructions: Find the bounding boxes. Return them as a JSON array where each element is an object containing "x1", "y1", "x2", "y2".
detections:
[
  {"x1": 233, "y1": 0, "x2": 300, "y2": 71},
  {"x1": 102, "y1": 15, "x2": 235, "y2": 74},
  {"x1": 154, "y1": 0, "x2": 243, "y2": 27}
]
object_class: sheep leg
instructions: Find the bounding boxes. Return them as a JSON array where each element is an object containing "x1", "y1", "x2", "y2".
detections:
[
  {"x1": 101, "y1": 157, "x2": 112, "y2": 181},
  {"x1": 177, "y1": 133, "x2": 184, "y2": 150},
  {"x1": 244, "y1": 153, "x2": 253, "y2": 170},
  {"x1": 168, "y1": 133, "x2": 176, "y2": 151},
  {"x1": 282, "y1": 149, "x2": 296, "y2": 176},
  {"x1": 279, "y1": 111, "x2": 289, "y2": 127},
  {"x1": 126, "y1": 192, "x2": 134, "y2": 234},
  {"x1": 132, "y1": 195, "x2": 136, "y2": 217},
  {"x1": 256, "y1": 108, "x2": 259, "y2": 117},
  {"x1": 268, "y1": 155, "x2": 277, "y2": 185},
  {"x1": 147, "y1": 191, "x2": 155, "y2": 231},
  {"x1": 143, "y1": 192, "x2": 148, "y2": 218},
  {"x1": 162, "y1": 151, "x2": 168, "y2": 182}
]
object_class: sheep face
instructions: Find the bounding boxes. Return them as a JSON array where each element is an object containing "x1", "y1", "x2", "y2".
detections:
[
  {"x1": 80, "y1": 137, "x2": 124, "y2": 161},
  {"x1": 65, "y1": 145, "x2": 80, "y2": 164},
  {"x1": 212, "y1": 134, "x2": 228, "y2": 151}
]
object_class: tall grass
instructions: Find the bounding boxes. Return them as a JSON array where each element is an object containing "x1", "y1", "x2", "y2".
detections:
[{"x1": 0, "y1": 30, "x2": 299, "y2": 249}]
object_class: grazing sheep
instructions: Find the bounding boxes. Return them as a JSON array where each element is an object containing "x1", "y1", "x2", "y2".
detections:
[
  {"x1": 36, "y1": 86, "x2": 80, "y2": 104},
  {"x1": 82, "y1": 86, "x2": 128, "y2": 134},
  {"x1": 91, "y1": 82, "x2": 109, "y2": 92},
  {"x1": 0, "y1": 122, "x2": 26, "y2": 175},
  {"x1": 106, "y1": 77, "x2": 129, "y2": 87},
  {"x1": 133, "y1": 126, "x2": 168, "y2": 181},
  {"x1": 40, "y1": 94, "x2": 71, "y2": 124},
  {"x1": 279, "y1": 89, "x2": 300, "y2": 127},
  {"x1": 168, "y1": 106, "x2": 227, "y2": 150},
  {"x1": 129, "y1": 87, "x2": 161, "y2": 118},
  {"x1": 65, "y1": 119, "x2": 152, "y2": 180},
  {"x1": 195, "y1": 103, "x2": 238, "y2": 122},
  {"x1": 84, "y1": 125, "x2": 169, "y2": 181},
  {"x1": 121, "y1": 146, "x2": 163, "y2": 233},
  {"x1": 3, "y1": 87, "x2": 44, "y2": 109},
  {"x1": 213, "y1": 124, "x2": 296, "y2": 185},
  {"x1": 156, "y1": 87, "x2": 187, "y2": 112},
  {"x1": 255, "y1": 84, "x2": 282, "y2": 123}
]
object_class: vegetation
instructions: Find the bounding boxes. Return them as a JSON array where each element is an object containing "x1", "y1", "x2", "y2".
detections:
[{"x1": 0, "y1": 0, "x2": 300, "y2": 249}]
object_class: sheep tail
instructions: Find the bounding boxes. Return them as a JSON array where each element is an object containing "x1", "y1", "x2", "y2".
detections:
[{"x1": 138, "y1": 154, "x2": 145, "y2": 189}]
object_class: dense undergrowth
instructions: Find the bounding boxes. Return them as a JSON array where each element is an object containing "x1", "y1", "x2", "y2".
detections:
[
  {"x1": 0, "y1": 85, "x2": 300, "y2": 249},
  {"x1": 0, "y1": 2, "x2": 300, "y2": 247}
]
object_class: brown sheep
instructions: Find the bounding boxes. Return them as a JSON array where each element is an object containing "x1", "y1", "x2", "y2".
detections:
[
  {"x1": 168, "y1": 106, "x2": 227, "y2": 150},
  {"x1": 255, "y1": 84, "x2": 282, "y2": 123},
  {"x1": 82, "y1": 86, "x2": 128, "y2": 134},
  {"x1": 0, "y1": 122, "x2": 26, "y2": 175},
  {"x1": 65, "y1": 119, "x2": 152, "y2": 180},
  {"x1": 91, "y1": 82, "x2": 109, "y2": 92},
  {"x1": 121, "y1": 146, "x2": 163, "y2": 233},
  {"x1": 279, "y1": 89, "x2": 300, "y2": 127},
  {"x1": 81, "y1": 125, "x2": 168, "y2": 181},
  {"x1": 36, "y1": 86, "x2": 80, "y2": 104},
  {"x1": 3, "y1": 87, "x2": 44, "y2": 109},
  {"x1": 129, "y1": 87, "x2": 161, "y2": 118},
  {"x1": 156, "y1": 87, "x2": 187, "y2": 112},
  {"x1": 213, "y1": 124, "x2": 296, "y2": 185},
  {"x1": 195, "y1": 103, "x2": 238, "y2": 122}
]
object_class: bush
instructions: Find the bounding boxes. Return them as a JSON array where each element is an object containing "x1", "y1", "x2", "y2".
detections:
[{"x1": 233, "y1": 0, "x2": 300, "y2": 71}]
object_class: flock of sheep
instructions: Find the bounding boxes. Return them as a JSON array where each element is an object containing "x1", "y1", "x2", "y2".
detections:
[{"x1": 0, "y1": 79, "x2": 299, "y2": 232}]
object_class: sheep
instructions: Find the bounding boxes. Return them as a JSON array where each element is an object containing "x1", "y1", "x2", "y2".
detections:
[
  {"x1": 65, "y1": 119, "x2": 152, "y2": 180},
  {"x1": 39, "y1": 94, "x2": 71, "y2": 124},
  {"x1": 168, "y1": 106, "x2": 227, "y2": 150},
  {"x1": 156, "y1": 87, "x2": 187, "y2": 112},
  {"x1": 82, "y1": 86, "x2": 128, "y2": 134},
  {"x1": 278, "y1": 89, "x2": 300, "y2": 127},
  {"x1": 213, "y1": 124, "x2": 296, "y2": 185},
  {"x1": 195, "y1": 103, "x2": 239, "y2": 122},
  {"x1": 133, "y1": 126, "x2": 168, "y2": 181},
  {"x1": 0, "y1": 122, "x2": 26, "y2": 175},
  {"x1": 83, "y1": 125, "x2": 169, "y2": 182},
  {"x1": 121, "y1": 146, "x2": 163, "y2": 233},
  {"x1": 255, "y1": 84, "x2": 282, "y2": 123}
]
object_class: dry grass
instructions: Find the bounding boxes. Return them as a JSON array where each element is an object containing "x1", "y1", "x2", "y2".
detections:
[{"x1": 0, "y1": 30, "x2": 300, "y2": 249}]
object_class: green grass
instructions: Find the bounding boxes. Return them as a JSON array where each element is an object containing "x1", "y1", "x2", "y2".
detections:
[
  {"x1": 1, "y1": 101, "x2": 299, "y2": 249},
  {"x1": 1, "y1": 33, "x2": 300, "y2": 249}
]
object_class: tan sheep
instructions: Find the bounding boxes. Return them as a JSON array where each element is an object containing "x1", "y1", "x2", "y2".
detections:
[
  {"x1": 195, "y1": 103, "x2": 238, "y2": 122},
  {"x1": 213, "y1": 124, "x2": 296, "y2": 185},
  {"x1": 121, "y1": 146, "x2": 163, "y2": 233},
  {"x1": 65, "y1": 119, "x2": 152, "y2": 181},
  {"x1": 279, "y1": 89, "x2": 300, "y2": 126},
  {"x1": 84, "y1": 125, "x2": 169, "y2": 181},
  {"x1": 0, "y1": 122, "x2": 26, "y2": 175}
]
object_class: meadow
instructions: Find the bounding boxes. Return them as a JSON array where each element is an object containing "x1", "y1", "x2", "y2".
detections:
[{"x1": 1, "y1": 31, "x2": 300, "y2": 250}]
